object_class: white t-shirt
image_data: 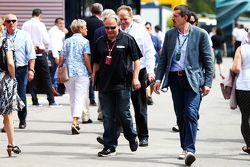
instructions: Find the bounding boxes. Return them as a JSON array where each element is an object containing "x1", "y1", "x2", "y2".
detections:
[
  {"x1": 236, "y1": 43, "x2": 250, "y2": 90},
  {"x1": 232, "y1": 28, "x2": 247, "y2": 42}
]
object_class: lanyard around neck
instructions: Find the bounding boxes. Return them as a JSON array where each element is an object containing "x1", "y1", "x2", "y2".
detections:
[
  {"x1": 107, "y1": 40, "x2": 116, "y2": 57},
  {"x1": 177, "y1": 34, "x2": 188, "y2": 51},
  {"x1": 6, "y1": 29, "x2": 18, "y2": 43}
]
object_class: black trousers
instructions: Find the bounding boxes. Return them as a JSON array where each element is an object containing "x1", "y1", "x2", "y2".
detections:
[
  {"x1": 29, "y1": 53, "x2": 55, "y2": 104},
  {"x1": 131, "y1": 68, "x2": 148, "y2": 140},
  {"x1": 236, "y1": 90, "x2": 250, "y2": 146}
]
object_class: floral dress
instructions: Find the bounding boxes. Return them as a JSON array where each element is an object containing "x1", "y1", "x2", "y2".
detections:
[{"x1": 0, "y1": 38, "x2": 24, "y2": 115}]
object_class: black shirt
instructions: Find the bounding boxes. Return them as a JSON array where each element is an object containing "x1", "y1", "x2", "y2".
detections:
[
  {"x1": 212, "y1": 35, "x2": 225, "y2": 49},
  {"x1": 93, "y1": 31, "x2": 142, "y2": 93}
]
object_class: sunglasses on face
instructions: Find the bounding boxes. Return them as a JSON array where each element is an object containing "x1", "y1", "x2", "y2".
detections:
[
  {"x1": 105, "y1": 26, "x2": 116, "y2": 30},
  {"x1": 5, "y1": 20, "x2": 17, "y2": 24},
  {"x1": 189, "y1": 21, "x2": 196, "y2": 25}
]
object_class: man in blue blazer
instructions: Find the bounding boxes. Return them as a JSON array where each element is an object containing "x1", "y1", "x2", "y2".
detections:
[{"x1": 154, "y1": 5, "x2": 213, "y2": 166}]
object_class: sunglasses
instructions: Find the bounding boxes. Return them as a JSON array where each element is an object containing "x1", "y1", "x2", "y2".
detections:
[
  {"x1": 5, "y1": 20, "x2": 17, "y2": 24},
  {"x1": 105, "y1": 26, "x2": 116, "y2": 30},
  {"x1": 189, "y1": 21, "x2": 196, "y2": 25}
]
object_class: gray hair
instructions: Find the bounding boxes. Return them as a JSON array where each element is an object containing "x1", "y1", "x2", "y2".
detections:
[
  {"x1": 90, "y1": 3, "x2": 103, "y2": 15},
  {"x1": 103, "y1": 14, "x2": 121, "y2": 26},
  {"x1": 101, "y1": 9, "x2": 115, "y2": 20},
  {"x1": 70, "y1": 19, "x2": 86, "y2": 33}
]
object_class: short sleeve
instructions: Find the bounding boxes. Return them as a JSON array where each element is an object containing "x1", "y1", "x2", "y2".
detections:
[
  {"x1": 83, "y1": 40, "x2": 91, "y2": 54},
  {"x1": 129, "y1": 36, "x2": 143, "y2": 61}
]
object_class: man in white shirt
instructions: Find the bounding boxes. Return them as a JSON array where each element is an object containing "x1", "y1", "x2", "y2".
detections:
[
  {"x1": 48, "y1": 17, "x2": 67, "y2": 96},
  {"x1": 232, "y1": 23, "x2": 247, "y2": 58},
  {"x1": 22, "y1": 8, "x2": 58, "y2": 106},
  {"x1": 117, "y1": 5, "x2": 156, "y2": 147}
]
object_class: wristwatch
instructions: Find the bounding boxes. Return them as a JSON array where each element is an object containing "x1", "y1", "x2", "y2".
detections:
[{"x1": 28, "y1": 68, "x2": 35, "y2": 74}]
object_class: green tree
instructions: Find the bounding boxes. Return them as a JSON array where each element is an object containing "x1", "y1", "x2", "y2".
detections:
[{"x1": 188, "y1": 0, "x2": 215, "y2": 14}]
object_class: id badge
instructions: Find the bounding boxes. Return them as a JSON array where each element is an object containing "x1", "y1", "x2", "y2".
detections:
[
  {"x1": 105, "y1": 56, "x2": 112, "y2": 65},
  {"x1": 176, "y1": 52, "x2": 181, "y2": 61}
]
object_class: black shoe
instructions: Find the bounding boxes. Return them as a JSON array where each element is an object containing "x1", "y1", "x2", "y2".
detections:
[
  {"x1": 1, "y1": 127, "x2": 6, "y2": 133},
  {"x1": 185, "y1": 152, "x2": 196, "y2": 166},
  {"x1": 19, "y1": 122, "x2": 26, "y2": 129},
  {"x1": 82, "y1": 119, "x2": 93, "y2": 124},
  {"x1": 71, "y1": 124, "x2": 80, "y2": 135},
  {"x1": 98, "y1": 147, "x2": 116, "y2": 157},
  {"x1": 90, "y1": 100, "x2": 97, "y2": 106},
  {"x1": 147, "y1": 96, "x2": 154, "y2": 105},
  {"x1": 7, "y1": 145, "x2": 21, "y2": 157},
  {"x1": 129, "y1": 139, "x2": 138, "y2": 152},
  {"x1": 172, "y1": 125, "x2": 179, "y2": 132},
  {"x1": 139, "y1": 138, "x2": 148, "y2": 147},
  {"x1": 32, "y1": 103, "x2": 42, "y2": 107},
  {"x1": 97, "y1": 136, "x2": 104, "y2": 145},
  {"x1": 49, "y1": 102, "x2": 62, "y2": 107}
]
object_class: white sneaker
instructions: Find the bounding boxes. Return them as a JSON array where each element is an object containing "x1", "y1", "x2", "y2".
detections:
[
  {"x1": 178, "y1": 150, "x2": 187, "y2": 160},
  {"x1": 185, "y1": 152, "x2": 196, "y2": 166}
]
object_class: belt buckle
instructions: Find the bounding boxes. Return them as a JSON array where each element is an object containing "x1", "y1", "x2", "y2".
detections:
[{"x1": 177, "y1": 71, "x2": 183, "y2": 76}]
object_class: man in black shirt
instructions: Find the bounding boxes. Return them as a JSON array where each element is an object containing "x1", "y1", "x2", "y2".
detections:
[{"x1": 93, "y1": 14, "x2": 142, "y2": 157}]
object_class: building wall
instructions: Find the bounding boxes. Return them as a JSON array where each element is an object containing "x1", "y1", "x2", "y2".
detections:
[{"x1": 0, "y1": 0, "x2": 64, "y2": 29}]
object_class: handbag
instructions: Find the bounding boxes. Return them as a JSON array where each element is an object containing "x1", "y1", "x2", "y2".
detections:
[{"x1": 58, "y1": 65, "x2": 69, "y2": 83}]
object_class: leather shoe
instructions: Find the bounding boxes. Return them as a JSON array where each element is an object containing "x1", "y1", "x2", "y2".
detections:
[
  {"x1": 129, "y1": 139, "x2": 138, "y2": 152},
  {"x1": 82, "y1": 119, "x2": 93, "y2": 124},
  {"x1": 139, "y1": 138, "x2": 148, "y2": 147},
  {"x1": 19, "y1": 122, "x2": 26, "y2": 129}
]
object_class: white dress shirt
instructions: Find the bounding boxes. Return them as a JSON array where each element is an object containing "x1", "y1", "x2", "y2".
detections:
[
  {"x1": 22, "y1": 18, "x2": 50, "y2": 50},
  {"x1": 48, "y1": 25, "x2": 65, "y2": 58},
  {"x1": 122, "y1": 22, "x2": 156, "y2": 74}
]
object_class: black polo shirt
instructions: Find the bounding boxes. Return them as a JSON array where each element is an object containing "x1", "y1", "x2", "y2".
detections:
[{"x1": 93, "y1": 31, "x2": 142, "y2": 93}]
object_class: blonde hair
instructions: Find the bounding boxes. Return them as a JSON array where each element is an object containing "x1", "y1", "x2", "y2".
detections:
[
  {"x1": 70, "y1": 19, "x2": 86, "y2": 33},
  {"x1": 0, "y1": 17, "x2": 4, "y2": 37},
  {"x1": 117, "y1": 5, "x2": 133, "y2": 17}
]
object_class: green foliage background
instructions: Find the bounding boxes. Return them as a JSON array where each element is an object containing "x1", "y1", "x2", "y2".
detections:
[{"x1": 188, "y1": 0, "x2": 216, "y2": 14}]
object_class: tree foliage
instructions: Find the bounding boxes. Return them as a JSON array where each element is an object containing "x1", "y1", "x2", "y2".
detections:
[{"x1": 188, "y1": 0, "x2": 215, "y2": 14}]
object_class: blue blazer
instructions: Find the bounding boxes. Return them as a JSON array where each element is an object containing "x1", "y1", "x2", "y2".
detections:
[{"x1": 156, "y1": 25, "x2": 213, "y2": 94}]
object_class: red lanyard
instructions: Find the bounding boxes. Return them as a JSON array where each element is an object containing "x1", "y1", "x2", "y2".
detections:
[{"x1": 107, "y1": 40, "x2": 116, "y2": 57}]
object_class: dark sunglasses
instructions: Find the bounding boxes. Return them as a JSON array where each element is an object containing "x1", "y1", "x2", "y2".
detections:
[
  {"x1": 105, "y1": 26, "x2": 116, "y2": 30},
  {"x1": 189, "y1": 21, "x2": 196, "y2": 25},
  {"x1": 5, "y1": 20, "x2": 17, "y2": 24}
]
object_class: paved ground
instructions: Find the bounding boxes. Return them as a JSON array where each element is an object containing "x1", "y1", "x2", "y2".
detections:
[{"x1": 0, "y1": 58, "x2": 250, "y2": 167}]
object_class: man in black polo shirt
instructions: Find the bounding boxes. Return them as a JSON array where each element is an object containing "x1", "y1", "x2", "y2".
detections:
[{"x1": 93, "y1": 14, "x2": 142, "y2": 157}]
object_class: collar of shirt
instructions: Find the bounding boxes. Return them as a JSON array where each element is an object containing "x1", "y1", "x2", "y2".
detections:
[
  {"x1": 120, "y1": 21, "x2": 134, "y2": 33},
  {"x1": 73, "y1": 33, "x2": 83, "y2": 37},
  {"x1": 177, "y1": 24, "x2": 191, "y2": 36}
]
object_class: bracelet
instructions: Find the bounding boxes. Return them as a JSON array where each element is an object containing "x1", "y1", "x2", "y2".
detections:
[{"x1": 28, "y1": 68, "x2": 35, "y2": 73}]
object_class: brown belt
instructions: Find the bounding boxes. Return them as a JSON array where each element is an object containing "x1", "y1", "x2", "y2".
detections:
[
  {"x1": 35, "y1": 47, "x2": 45, "y2": 54},
  {"x1": 170, "y1": 70, "x2": 186, "y2": 76}
]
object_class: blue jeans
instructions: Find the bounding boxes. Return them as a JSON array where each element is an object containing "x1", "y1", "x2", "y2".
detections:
[
  {"x1": 169, "y1": 74, "x2": 202, "y2": 153},
  {"x1": 48, "y1": 51, "x2": 58, "y2": 88},
  {"x1": 89, "y1": 79, "x2": 95, "y2": 101},
  {"x1": 16, "y1": 66, "x2": 28, "y2": 123},
  {"x1": 99, "y1": 89, "x2": 137, "y2": 149}
]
